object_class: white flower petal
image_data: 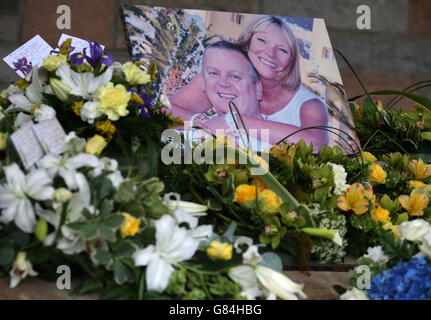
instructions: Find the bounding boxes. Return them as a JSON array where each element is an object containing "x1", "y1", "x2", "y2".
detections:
[
  {"x1": 14, "y1": 199, "x2": 36, "y2": 233},
  {"x1": 146, "y1": 255, "x2": 174, "y2": 293},
  {"x1": 133, "y1": 245, "x2": 156, "y2": 266}
]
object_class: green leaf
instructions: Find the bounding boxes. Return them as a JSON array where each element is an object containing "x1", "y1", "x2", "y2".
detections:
[
  {"x1": 0, "y1": 248, "x2": 15, "y2": 269},
  {"x1": 113, "y1": 260, "x2": 135, "y2": 285},
  {"x1": 99, "y1": 200, "x2": 114, "y2": 217},
  {"x1": 258, "y1": 252, "x2": 283, "y2": 273},
  {"x1": 102, "y1": 215, "x2": 125, "y2": 229},
  {"x1": 350, "y1": 90, "x2": 431, "y2": 110},
  {"x1": 117, "y1": 179, "x2": 135, "y2": 202},
  {"x1": 93, "y1": 248, "x2": 111, "y2": 265},
  {"x1": 98, "y1": 225, "x2": 117, "y2": 243},
  {"x1": 112, "y1": 240, "x2": 138, "y2": 259},
  {"x1": 395, "y1": 212, "x2": 409, "y2": 225},
  {"x1": 122, "y1": 200, "x2": 146, "y2": 218},
  {"x1": 271, "y1": 233, "x2": 281, "y2": 249},
  {"x1": 81, "y1": 224, "x2": 99, "y2": 240}
]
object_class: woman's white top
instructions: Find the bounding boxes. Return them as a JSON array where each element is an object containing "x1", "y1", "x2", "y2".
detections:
[{"x1": 261, "y1": 84, "x2": 324, "y2": 126}]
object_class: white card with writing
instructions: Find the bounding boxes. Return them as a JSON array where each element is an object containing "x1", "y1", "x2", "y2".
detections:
[
  {"x1": 2, "y1": 35, "x2": 53, "y2": 78},
  {"x1": 10, "y1": 121, "x2": 45, "y2": 169},
  {"x1": 32, "y1": 118, "x2": 67, "y2": 155},
  {"x1": 58, "y1": 33, "x2": 105, "y2": 54}
]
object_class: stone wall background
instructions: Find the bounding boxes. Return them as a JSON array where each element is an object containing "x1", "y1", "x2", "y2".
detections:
[{"x1": 1, "y1": 0, "x2": 430, "y2": 109}]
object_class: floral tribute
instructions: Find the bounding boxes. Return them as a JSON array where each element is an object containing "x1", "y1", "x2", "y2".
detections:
[{"x1": 0, "y1": 38, "x2": 431, "y2": 300}]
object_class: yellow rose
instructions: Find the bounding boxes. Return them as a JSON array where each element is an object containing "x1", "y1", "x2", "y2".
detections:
[
  {"x1": 206, "y1": 241, "x2": 232, "y2": 260},
  {"x1": 0, "y1": 132, "x2": 8, "y2": 151},
  {"x1": 368, "y1": 163, "x2": 386, "y2": 186},
  {"x1": 94, "y1": 82, "x2": 131, "y2": 121},
  {"x1": 234, "y1": 184, "x2": 257, "y2": 205},
  {"x1": 258, "y1": 189, "x2": 282, "y2": 214},
  {"x1": 120, "y1": 212, "x2": 140, "y2": 238},
  {"x1": 371, "y1": 205, "x2": 390, "y2": 224},
  {"x1": 121, "y1": 62, "x2": 151, "y2": 85},
  {"x1": 84, "y1": 135, "x2": 107, "y2": 156},
  {"x1": 362, "y1": 151, "x2": 377, "y2": 163},
  {"x1": 409, "y1": 180, "x2": 426, "y2": 189},
  {"x1": 42, "y1": 54, "x2": 67, "y2": 72}
]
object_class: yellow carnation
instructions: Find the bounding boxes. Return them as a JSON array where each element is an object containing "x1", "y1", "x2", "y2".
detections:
[
  {"x1": 234, "y1": 184, "x2": 257, "y2": 205},
  {"x1": 371, "y1": 205, "x2": 390, "y2": 224},
  {"x1": 94, "y1": 82, "x2": 131, "y2": 121},
  {"x1": 0, "y1": 132, "x2": 8, "y2": 151},
  {"x1": 258, "y1": 189, "x2": 282, "y2": 214},
  {"x1": 121, "y1": 62, "x2": 151, "y2": 85},
  {"x1": 206, "y1": 241, "x2": 232, "y2": 260},
  {"x1": 409, "y1": 180, "x2": 426, "y2": 189},
  {"x1": 368, "y1": 163, "x2": 386, "y2": 186},
  {"x1": 84, "y1": 135, "x2": 107, "y2": 156},
  {"x1": 42, "y1": 54, "x2": 67, "y2": 72},
  {"x1": 120, "y1": 212, "x2": 140, "y2": 238}
]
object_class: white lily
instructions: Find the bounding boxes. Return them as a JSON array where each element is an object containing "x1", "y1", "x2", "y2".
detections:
[
  {"x1": 0, "y1": 163, "x2": 54, "y2": 233},
  {"x1": 55, "y1": 63, "x2": 118, "y2": 99},
  {"x1": 234, "y1": 236, "x2": 263, "y2": 265},
  {"x1": 254, "y1": 265, "x2": 307, "y2": 300},
  {"x1": 229, "y1": 265, "x2": 263, "y2": 300},
  {"x1": 164, "y1": 192, "x2": 208, "y2": 216},
  {"x1": 9, "y1": 252, "x2": 38, "y2": 288},
  {"x1": 36, "y1": 172, "x2": 90, "y2": 254},
  {"x1": 37, "y1": 153, "x2": 99, "y2": 190},
  {"x1": 7, "y1": 67, "x2": 46, "y2": 113},
  {"x1": 133, "y1": 215, "x2": 199, "y2": 292}
]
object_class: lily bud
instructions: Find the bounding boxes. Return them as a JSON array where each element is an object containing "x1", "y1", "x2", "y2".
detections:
[
  {"x1": 50, "y1": 78, "x2": 71, "y2": 102},
  {"x1": 301, "y1": 227, "x2": 342, "y2": 246},
  {"x1": 53, "y1": 188, "x2": 73, "y2": 203},
  {"x1": 34, "y1": 218, "x2": 48, "y2": 242}
]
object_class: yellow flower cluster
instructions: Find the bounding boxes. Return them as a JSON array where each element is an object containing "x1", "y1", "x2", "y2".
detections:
[
  {"x1": 121, "y1": 62, "x2": 151, "y2": 86},
  {"x1": 234, "y1": 184, "x2": 282, "y2": 213},
  {"x1": 94, "y1": 82, "x2": 131, "y2": 121},
  {"x1": 398, "y1": 190, "x2": 429, "y2": 216},
  {"x1": 120, "y1": 212, "x2": 140, "y2": 238},
  {"x1": 84, "y1": 135, "x2": 107, "y2": 156},
  {"x1": 258, "y1": 189, "x2": 282, "y2": 214},
  {"x1": 234, "y1": 184, "x2": 257, "y2": 205},
  {"x1": 408, "y1": 158, "x2": 431, "y2": 179},
  {"x1": 368, "y1": 163, "x2": 386, "y2": 186},
  {"x1": 14, "y1": 79, "x2": 28, "y2": 90},
  {"x1": 130, "y1": 92, "x2": 144, "y2": 105},
  {"x1": 270, "y1": 143, "x2": 297, "y2": 165},
  {"x1": 370, "y1": 204, "x2": 390, "y2": 224},
  {"x1": 206, "y1": 241, "x2": 232, "y2": 260},
  {"x1": 337, "y1": 183, "x2": 375, "y2": 215},
  {"x1": 72, "y1": 100, "x2": 84, "y2": 116},
  {"x1": 42, "y1": 54, "x2": 67, "y2": 72},
  {"x1": 95, "y1": 120, "x2": 116, "y2": 141}
]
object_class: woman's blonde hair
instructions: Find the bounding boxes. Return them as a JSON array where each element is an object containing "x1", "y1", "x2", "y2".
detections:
[{"x1": 233, "y1": 15, "x2": 301, "y2": 91}]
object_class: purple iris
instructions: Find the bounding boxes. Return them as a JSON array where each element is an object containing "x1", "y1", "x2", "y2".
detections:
[
  {"x1": 83, "y1": 41, "x2": 113, "y2": 68},
  {"x1": 131, "y1": 89, "x2": 153, "y2": 117},
  {"x1": 70, "y1": 53, "x2": 85, "y2": 66},
  {"x1": 69, "y1": 41, "x2": 113, "y2": 68},
  {"x1": 12, "y1": 57, "x2": 32, "y2": 75}
]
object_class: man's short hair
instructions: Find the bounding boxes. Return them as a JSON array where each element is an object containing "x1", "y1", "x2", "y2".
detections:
[{"x1": 202, "y1": 40, "x2": 259, "y2": 84}]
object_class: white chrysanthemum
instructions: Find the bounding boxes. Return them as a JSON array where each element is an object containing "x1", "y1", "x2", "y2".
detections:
[
  {"x1": 363, "y1": 245, "x2": 389, "y2": 267},
  {"x1": 419, "y1": 232, "x2": 431, "y2": 259},
  {"x1": 396, "y1": 220, "x2": 431, "y2": 242},
  {"x1": 328, "y1": 162, "x2": 350, "y2": 195},
  {"x1": 340, "y1": 287, "x2": 369, "y2": 300},
  {"x1": 80, "y1": 101, "x2": 101, "y2": 124},
  {"x1": 34, "y1": 104, "x2": 56, "y2": 122}
]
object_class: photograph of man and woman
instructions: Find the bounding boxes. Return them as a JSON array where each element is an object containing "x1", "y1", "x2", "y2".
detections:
[{"x1": 121, "y1": 5, "x2": 360, "y2": 154}]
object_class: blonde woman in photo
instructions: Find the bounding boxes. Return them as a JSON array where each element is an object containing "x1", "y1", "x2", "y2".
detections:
[{"x1": 169, "y1": 15, "x2": 329, "y2": 150}]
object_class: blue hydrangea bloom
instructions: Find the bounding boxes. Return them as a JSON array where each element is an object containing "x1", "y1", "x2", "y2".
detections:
[{"x1": 367, "y1": 257, "x2": 431, "y2": 300}]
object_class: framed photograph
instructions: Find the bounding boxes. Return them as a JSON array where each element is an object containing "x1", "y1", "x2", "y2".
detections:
[{"x1": 121, "y1": 4, "x2": 360, "y2": 154}]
